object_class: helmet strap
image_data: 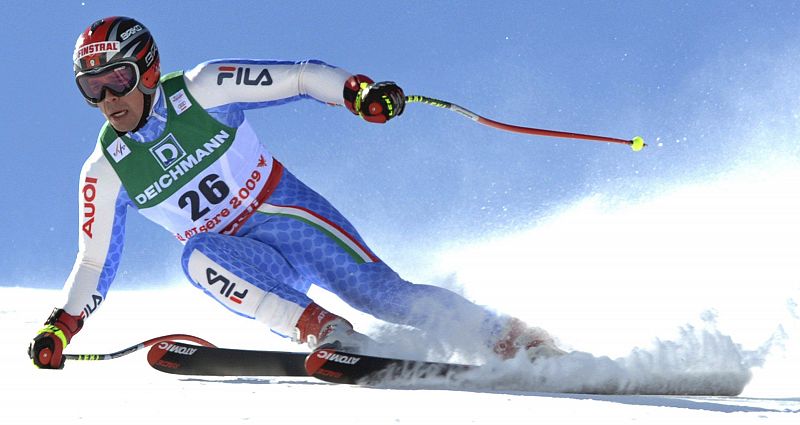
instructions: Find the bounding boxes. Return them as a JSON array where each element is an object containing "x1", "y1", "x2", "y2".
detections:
[
  {"x1": 110, "y1": 91, "x2": 153, "y2": 137},
  {"x1": 130, "y1": 91, "x2": 153, "y2": 134}
]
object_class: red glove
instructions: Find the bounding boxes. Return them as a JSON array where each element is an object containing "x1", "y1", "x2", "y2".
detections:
[
  {"x1": 343, "y1": 74, "x2": 405, "y2": 123},
  {"x1": 28, "y1": 308, "x2": 84, "y2": 369}
]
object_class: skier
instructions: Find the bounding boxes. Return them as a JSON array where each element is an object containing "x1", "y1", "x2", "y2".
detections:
[{"x1": 29, "y1": 16, "x2": 562, "y2": 369}]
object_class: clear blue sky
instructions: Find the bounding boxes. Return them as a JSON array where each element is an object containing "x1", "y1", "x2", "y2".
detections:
[{"x1": 2, "y1": 1, "x2": 799, "y2": 288}]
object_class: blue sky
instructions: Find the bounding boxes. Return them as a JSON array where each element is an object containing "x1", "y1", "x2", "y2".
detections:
[{"x1": 2, "y1": 1, "x2": 799, "y2": 289}]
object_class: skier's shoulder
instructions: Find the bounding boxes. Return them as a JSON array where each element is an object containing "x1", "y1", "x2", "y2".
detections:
[
  {"x1": 182, "y1": 59, "x2": 232, "y2": 89},
  {"x1": 80, "y1": 134, "x2": 121, "y2": 187}
]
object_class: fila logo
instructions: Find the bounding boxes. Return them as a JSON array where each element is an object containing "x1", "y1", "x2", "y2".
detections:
[
  {"x1": 205, "y1": 267, "x2": 249, "y2": 304},
  {"x1": 80, "y1": 293, "x2": 104, "y2": 319},
  {"x1": 149, "y1": 133, "x2": 186, "y2": 170},
  {"x1": 217, "y1": 66, "x2": 273, "y2": 86}
]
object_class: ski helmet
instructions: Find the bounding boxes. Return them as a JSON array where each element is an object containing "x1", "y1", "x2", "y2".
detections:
[{"x1": 73, "y1": 16, "x2": 160, "y2": 98}]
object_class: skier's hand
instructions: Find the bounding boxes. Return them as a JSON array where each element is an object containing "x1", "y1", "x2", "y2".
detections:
[
  {"x1": 28, "y1": 308, "x2": 83, "y2": 369},
  {"x1": 344, "y1": 74, "x2": 405, "y2": 123}
]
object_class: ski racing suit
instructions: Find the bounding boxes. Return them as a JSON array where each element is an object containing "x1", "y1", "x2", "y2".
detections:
[{"x1": 62, "y1": 59, "x2": 501, "y2": 345}]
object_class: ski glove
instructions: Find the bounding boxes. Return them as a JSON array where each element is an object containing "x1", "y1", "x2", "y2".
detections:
[
  {"x1": 343, "y1": 74, "x2": 405, "y2": 123},
  {"x1": 28, "y1": 308, "x2": 84, "y2": 369}
]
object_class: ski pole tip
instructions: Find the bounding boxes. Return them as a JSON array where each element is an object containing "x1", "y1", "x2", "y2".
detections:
[{"x1": 630, "y1": 136, "x2": 646, "y2": 152}]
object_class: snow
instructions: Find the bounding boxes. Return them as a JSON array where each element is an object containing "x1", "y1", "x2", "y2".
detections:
[
  {"x1": 3, "y1": 156, "x2": 799, "y2": 424},
  {"x1": 2, "y1": 288, "x2": 798, "y2": 425},
  {"x1": 2, "y1": 286, "x2": 798, "y2": 425}
]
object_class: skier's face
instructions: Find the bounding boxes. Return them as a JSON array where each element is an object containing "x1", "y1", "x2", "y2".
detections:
[{"x1": 97, "y1": 87, "x2": 144, "y2": 133}]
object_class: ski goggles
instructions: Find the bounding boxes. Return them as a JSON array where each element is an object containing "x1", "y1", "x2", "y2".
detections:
[{"x1": 75, "y1": 61, "x2": 140, "y2": 104}]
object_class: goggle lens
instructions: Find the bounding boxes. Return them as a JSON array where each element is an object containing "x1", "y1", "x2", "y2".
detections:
[{"x1": 76, "y1": 63, "x2": 139, "y2": 104}]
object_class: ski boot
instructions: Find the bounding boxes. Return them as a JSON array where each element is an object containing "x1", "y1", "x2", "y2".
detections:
[
  {"x1": 493, "y1": 317, "x2": 567, "y2": 361},
  {"x1": 294, "y1": 303, "x2": 376, "y2": 354}
]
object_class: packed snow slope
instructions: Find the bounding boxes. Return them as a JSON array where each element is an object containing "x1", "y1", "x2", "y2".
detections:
[{"x1": 2, "y1": 286, "x2": 798, "y2": 425}]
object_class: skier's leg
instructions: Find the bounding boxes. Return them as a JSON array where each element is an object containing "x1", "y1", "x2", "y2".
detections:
[
  {"x1": 322, "y1": 263, "x2": 563, "y2": 358},
  {"x1": 244, "y1": 169, "x2": 549, "y2": 353},
  {"x1": 182, "y1": 231, "x2": 311, "y2": 336},
  {"x1": 181, "y1": 232, "x2": 374, "y2": 352}
]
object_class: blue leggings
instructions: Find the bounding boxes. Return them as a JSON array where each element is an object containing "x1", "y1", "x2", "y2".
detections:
[{"x1": 181, "y1": 168, "x2": 497, "y2": 340}]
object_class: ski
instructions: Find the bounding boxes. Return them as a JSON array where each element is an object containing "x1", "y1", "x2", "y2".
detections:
[
  {"x1": 147, "y1": 342, "x2": 744, "y2": 396},
  {"x1": 146, "y1": 340, "x2": 475, "y2": 382},
  {"x1": 304, "y1": 347, "x2": 476, "y2": 385},
  {"x1": 147, "y1": 341, "x2": 308, "y2": 376}
]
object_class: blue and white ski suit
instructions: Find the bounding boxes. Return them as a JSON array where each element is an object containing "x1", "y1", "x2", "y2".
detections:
[{"x1": 62, "y1": 59, "x2": 499, "y2": 343}]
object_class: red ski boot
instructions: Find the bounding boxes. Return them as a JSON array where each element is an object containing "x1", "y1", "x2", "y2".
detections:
[
  {"x1": 294, "y1": 303, "x2": 375, "y2": 353},
  {"x1": 493, "y1": 318, "x2": 566, "y2": 360}
]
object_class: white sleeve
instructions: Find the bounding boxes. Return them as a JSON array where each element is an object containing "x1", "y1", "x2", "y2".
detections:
[
  {"x1": 61, "y1": 144, "x2": 128, "y2": 319},
  {"x1": 183, "y1": 59, "x2": 353, "y2": 109}
]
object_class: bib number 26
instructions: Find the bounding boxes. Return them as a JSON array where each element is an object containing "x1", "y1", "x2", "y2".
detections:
[{"x1": 178, "y1": 174, "x2": 229, "y2": 221}]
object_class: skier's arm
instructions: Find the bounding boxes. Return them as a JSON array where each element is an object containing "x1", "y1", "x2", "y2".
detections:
[
  {"x1": 29, "y1": 144, "x2": 130, "y2": 368},
  {"x1": 184, "y1": 59, "x2": 405, "y2": 122},
  {"x1": 184, "y1": 59, "x2": 351, "y2": 107},
  {"x1": 62, "y1": 144, "x2": 129, "y2": 317}
]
